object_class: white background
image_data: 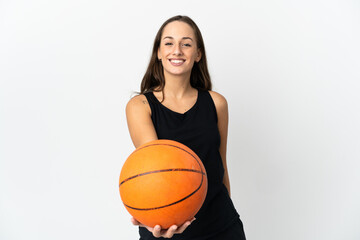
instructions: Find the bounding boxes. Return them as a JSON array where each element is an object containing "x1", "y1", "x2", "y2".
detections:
[{"x1": 1, "y1": 0, "x2": 359, "y2": 239}]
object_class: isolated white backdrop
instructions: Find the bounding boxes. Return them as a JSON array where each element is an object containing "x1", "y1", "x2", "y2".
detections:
[{"x1": 1, "y1": 0, "x2": 359, "y2": 239}]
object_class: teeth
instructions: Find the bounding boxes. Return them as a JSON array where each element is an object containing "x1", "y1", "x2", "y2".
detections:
[{"x1": 170, "y1": 59, "x2": 184, "y2": 63}]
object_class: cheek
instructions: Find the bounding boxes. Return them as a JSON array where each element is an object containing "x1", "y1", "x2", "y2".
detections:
[
  {"x1": 190, "y1": 49, "x2": 199, "y2": 58},
  {"x1": 158, "y1": 46, "x2": 166, "y2": 56},
  {"x1": 190, "y1": 52, "x2": 198, "y2": 61},
  {"x1": 159, "y1": 48, "x2": 171, "y2": 58}
]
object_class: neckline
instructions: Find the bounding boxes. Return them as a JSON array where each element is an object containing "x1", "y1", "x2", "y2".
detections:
[{"x1": 151, "y1": 89, "x2": 200, "y2": 116}]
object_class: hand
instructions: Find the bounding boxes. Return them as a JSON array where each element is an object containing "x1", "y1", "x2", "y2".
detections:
[{"x1": 131, "y1": 217, "x2": 196, "y2": 238}]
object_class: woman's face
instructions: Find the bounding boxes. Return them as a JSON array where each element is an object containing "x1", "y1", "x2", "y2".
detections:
[{"x1": 157, "y1": 21, "x2": 201, "y2": 78}]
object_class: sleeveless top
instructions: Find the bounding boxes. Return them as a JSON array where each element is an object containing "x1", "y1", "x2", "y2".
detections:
[{"x1": 140, "y1": 88, "x2": 240, "y2": 240}]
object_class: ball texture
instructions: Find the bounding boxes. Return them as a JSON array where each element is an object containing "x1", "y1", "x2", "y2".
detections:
[{"x1": 119, "y1": 139, "x2": 208, "y2": 229}]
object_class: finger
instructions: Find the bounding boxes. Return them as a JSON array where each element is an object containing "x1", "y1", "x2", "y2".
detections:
[
  {"x1": 152, "y1": 225, "x2": 162, "y2": 238},
  {"x1": 176, "y1": 221, "x2": 191, "y2": 233},
  {"x1": 131, "y1": 217, "x2": 140, "y2": 226},
  {"x1": 131, "y1": 217, "x2": 150, "y2": 230},
  {"x1": 175, "y1": 219, "x2": 195, "y2": 233},
  {"x1": 164, "y1": 225, "x2": 178, "y2": 238}
]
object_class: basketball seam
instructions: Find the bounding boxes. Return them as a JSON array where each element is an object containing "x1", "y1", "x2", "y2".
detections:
[
  {"x1": 119, "y1": 168, "x2": 205, "y2": 186},
  {"x1": 131, "y1": 143, "x2": 205, "y2": 173}
]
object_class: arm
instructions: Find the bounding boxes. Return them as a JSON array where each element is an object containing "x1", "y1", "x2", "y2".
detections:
[
  {"x1": 125, "y1": 94, "x2": 195, "y2": 238},
  {"x1": 125, "y1": 94, "x2": 158, "y2": 148},
  {"x1": 209, "y1": 91, "x2": 231, "y2": 197}
]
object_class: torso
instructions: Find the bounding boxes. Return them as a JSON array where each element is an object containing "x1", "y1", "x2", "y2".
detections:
[
  {"x1": 138, "y1": 89, "x2": 220, "y2": 118},
  {"x1": 152, "y1": 88, "x2": 199, "y2": 115},
  {"x1": 139, "y1": 88, "x2": 240, "y2": 240}
]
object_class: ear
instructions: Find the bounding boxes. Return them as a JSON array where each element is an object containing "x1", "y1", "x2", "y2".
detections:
[{"x1": 196, "y1": 49, "x2": 202, "y2": 62}]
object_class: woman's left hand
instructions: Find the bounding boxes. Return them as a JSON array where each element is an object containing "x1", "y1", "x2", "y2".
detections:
[{"x1": 131, "y1": 217, "x2": 196, "y2": 238}]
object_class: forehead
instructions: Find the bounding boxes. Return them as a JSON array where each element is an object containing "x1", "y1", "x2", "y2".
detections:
[{"x1": 161, "y1": 21, "x2": 195, "y2": 39}]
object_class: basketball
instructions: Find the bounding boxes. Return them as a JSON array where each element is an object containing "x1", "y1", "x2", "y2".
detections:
[{"x1": 119, "y1": 139, "x2": 208, "y2": 229}]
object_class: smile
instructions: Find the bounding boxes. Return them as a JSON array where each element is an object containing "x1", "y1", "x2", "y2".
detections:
[{"x1": 169, "y1": 59, "x2": 185, "y2": 66}]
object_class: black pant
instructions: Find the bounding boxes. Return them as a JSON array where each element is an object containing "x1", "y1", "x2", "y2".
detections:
[
  {"x1": 139, "y1": 218, "x2": 246, "y2": 240},
  {"x1": 206, "y1": 217, "x2": 246, "y2": 240}
]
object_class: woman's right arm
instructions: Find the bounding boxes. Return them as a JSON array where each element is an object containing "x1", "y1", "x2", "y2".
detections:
[
  {"x1": 125, "y1": 94, "x2": 196, "y2": 238},
  {"x1": 125, "y1": 94, "x2": 158, "y2": 148}
]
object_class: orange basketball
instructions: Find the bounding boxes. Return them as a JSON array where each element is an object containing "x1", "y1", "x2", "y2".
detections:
[{"x1": 119, "y1": 139, "x2": 208, "y2": 229}]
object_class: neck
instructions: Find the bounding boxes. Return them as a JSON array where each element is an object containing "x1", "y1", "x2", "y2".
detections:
[{"x1": 161, "y1": 71, "x2": 194, "y2": 99}]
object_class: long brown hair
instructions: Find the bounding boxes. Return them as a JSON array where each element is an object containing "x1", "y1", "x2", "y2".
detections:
[{"x1": 137, "y1": 15, "x2": 212, "y2": 102}]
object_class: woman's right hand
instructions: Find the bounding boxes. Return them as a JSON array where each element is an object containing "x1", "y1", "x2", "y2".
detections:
[{"x1": 131, "y1": 217, "x2": 196, "y2": 238}]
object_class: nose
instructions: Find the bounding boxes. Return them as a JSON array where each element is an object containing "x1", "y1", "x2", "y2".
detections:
[{"x1": 173, "y1": 43, "x2": 183, "y2": 56}]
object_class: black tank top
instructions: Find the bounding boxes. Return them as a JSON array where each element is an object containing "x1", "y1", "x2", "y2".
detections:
[{"x1": 140, "y1": 88, "x2": 240, "y2": 240}]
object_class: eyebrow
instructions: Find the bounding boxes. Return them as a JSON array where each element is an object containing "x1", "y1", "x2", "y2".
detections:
[{"x1": 163, "y1": 36, "x2": 193, "y2": 41}]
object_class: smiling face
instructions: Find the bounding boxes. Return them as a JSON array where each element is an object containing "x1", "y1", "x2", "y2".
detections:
[{"x1": 157, "y1": 21, "x2": 202, "y2": 78}]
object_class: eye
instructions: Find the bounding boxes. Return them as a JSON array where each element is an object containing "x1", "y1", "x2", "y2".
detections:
[
  {"x1": 164, "y1": 42, "x2": 173, "y2": 46},
  {"x1": 183, "y1": 43, "x2": 192, "y2": 47}
]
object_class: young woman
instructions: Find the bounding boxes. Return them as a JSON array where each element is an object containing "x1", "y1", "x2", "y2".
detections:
[{"x1": 125, "y1": 15, "x2": 246, "y2": 240}]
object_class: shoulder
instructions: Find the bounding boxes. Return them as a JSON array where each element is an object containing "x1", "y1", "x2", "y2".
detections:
[
  {"x1": 208, "y1": 90, "x2": 228, "y2": 112},
  {"x1": 126, "y1": 94, "x2": 151, "y2": 115}
]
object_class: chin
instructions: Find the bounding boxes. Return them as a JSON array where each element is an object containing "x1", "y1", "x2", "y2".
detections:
[
  {"x1": 166, "y1": 71, "x2": 190, "y2": 77},
  {"x1": 164, "y1": 68, "x2": 191, "y2": 76}
]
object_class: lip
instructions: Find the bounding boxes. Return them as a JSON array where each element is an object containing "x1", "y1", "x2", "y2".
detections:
[{"x1": 168, "y1": 58, "x2": 186, "y2": 66}]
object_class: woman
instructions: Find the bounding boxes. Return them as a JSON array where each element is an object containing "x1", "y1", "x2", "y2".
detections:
[{"x1": 125, "y1": 15, "x2": 246, "y2": 239}]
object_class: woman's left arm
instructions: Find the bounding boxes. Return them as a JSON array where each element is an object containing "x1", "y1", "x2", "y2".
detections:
[{"x1": 209, "y1": 91, "x2": 231, "y2": 198}]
